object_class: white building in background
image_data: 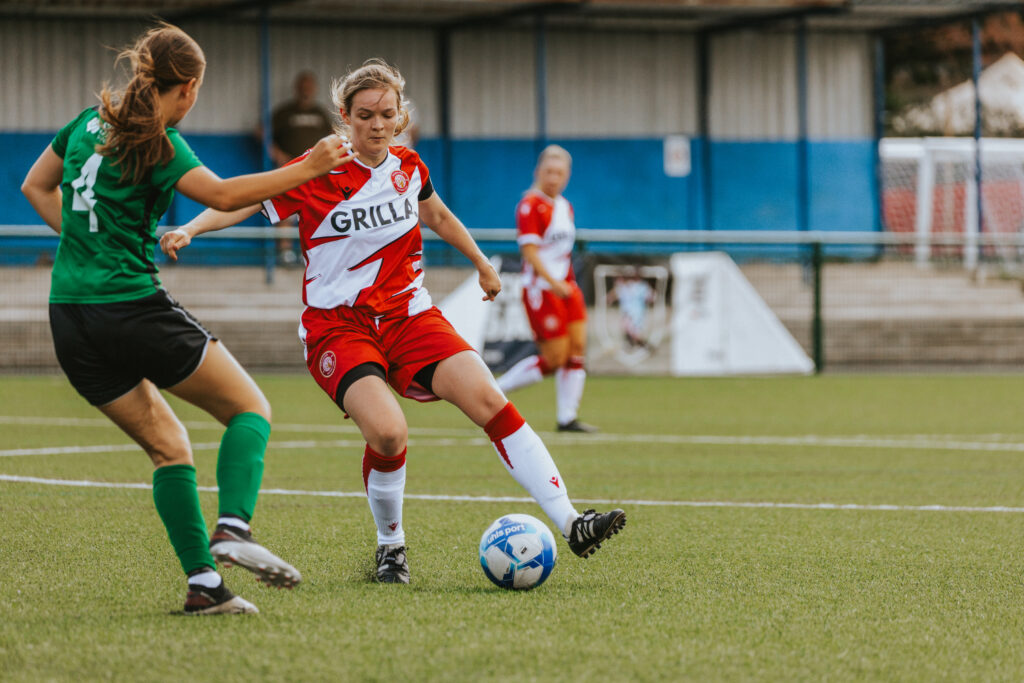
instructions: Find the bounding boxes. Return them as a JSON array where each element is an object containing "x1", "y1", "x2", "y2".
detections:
[{"x1": 894, "y1": 52, "x2": 1024, "y2": 136}]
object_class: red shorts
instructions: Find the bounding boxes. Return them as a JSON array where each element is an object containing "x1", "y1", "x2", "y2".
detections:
[
  {"x1": 523, "y1": 281, "x2": 586, "y2": 341},
  {"x1": 301, "y1": 305, "x2": 474, "y2": 403}
]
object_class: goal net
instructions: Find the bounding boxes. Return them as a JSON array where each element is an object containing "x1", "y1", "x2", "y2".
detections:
[{"x1": 880, "y1": 137, "x2": 1024, "y2": 269}]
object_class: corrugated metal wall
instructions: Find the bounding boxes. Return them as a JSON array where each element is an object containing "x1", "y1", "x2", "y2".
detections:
[
  {"x1": 708, "y1": 29, "x2": 872, "y2": 139},
  {"x1": 807, "y1": 33, "x2": 873, "y2": 138},
  {"x1": 546, "y1": 30, "x2": 698, "y2": 137},
  {"x1": 0, "y1": 19, "x2": 149, "y2": 132},
  {"x1": 0, "y1": 18, "x2": 872, "y2": 140},
  {"x1": 265, "y1": 24, "x2": 439, "y2": 137},
  {"x1": 183, "y1": 23, "x2": 261, "y2": 133},
  {"x1": 709, "y1": 31, "x2": 799, "y2": 139},
  {"x1": 449, "y1": 29, "x2": 537, "y2": 138}
]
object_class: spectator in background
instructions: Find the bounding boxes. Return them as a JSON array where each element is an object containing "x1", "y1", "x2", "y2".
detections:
[{"x1": 270, "y1": 71, "x2": 333, "y2": 265}]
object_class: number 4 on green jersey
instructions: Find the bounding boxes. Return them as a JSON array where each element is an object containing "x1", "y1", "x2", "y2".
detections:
[{"x1": 70, "y1": 152, "x2": 102, "y2": 233}]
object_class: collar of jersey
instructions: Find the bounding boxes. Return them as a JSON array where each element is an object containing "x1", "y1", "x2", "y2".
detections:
[
  {"x1": 352, "y1": 150, "x2": 394, "y2": 172},
  {"x1": 527, "y1": 188, "x2": 559, "y2": 203}
]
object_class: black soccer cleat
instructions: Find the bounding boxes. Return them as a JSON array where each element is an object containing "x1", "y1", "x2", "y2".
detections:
[
  {"x1": 209, "y1": 524, "x2": 302, "y2": 589},
  {"x1": 184, "y1": 579, "x2": 258, "y2": 615},
  {"x1": 557, "y1": 419, "x2": 599, "y2": 433},
  {"x1": 375, "y1": 544, "x2": 411, "y2": 584},
  {"x1": 567, "y1": 509, "x2": 626, "y2": 558}
]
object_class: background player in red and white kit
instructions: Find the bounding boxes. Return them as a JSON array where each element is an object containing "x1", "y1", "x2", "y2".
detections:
[
  {"x1": 163, "y1": 59, "x2": 626, "y2": 584},
  {"x1": 496, "y1": 146, "x2": 597, "y2": 433}
]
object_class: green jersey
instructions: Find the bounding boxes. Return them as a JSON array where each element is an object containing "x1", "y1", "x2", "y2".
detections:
[{"x1": 49, "y1": 107, "x2": 203, "y2": 303}]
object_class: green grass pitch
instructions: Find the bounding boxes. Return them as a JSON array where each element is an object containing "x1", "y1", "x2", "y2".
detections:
[{"x1": 3, "y1": 373, "x2": 1024, "y2": 681}]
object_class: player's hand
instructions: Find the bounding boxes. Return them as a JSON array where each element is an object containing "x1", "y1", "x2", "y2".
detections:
[
  {"x1": 551, "y1": 280, "x2": 572, "y2": 299},
  {"x1": 160, "y1": 228, "x2": 191, "y2": 261},
  {"x1": 305, "y1": 134, "x2": 355, "y2": 174},
  {"x1": 479, "y1": 262, "x2": 502, "y2": 301}
]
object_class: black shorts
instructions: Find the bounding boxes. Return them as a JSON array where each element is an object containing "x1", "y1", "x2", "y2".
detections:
[{"x1": 49, "y1": 290, "x2": 216, "y2": 406}]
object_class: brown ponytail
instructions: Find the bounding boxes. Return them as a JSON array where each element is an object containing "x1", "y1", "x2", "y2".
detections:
[{"x1": 97, "y1": 23, "x2": 205, "y2": 184}]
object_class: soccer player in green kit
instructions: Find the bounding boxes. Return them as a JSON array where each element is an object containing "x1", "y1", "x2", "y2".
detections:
[{"x1": 20, "y1": 23, "x2": 353, "y2": 614}]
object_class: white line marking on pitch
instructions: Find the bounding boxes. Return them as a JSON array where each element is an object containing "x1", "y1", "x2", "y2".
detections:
[
  {"x1": 0, "y1": 415, "x2": 455, "y2": 436},
  {"x1": 0, "y1": 437, "x2": 492, "y2": 457},
  {"x1": 2, "y1": 473, "x2": 1024, "y2": 513},
  {"x1": 8, "y1": 415, "x2": 1024, "y2": 449},
  {"x1": 8, "y1": 432, "x2": 1024, "y2": 458}
]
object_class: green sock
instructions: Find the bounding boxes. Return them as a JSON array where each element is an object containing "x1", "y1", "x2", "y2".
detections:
[
  {"x1": 216, "y1": 412, "x2": 270, "y2": 522},
  {"x1": 152, "y1": 464, "x2": 214, "y2": 575}
]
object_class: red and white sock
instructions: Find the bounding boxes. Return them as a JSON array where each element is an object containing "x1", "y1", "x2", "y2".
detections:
[
  {"x1": 485, "y1": 402, "x2": 578, "y2": 536},
  {"x1": 363, "y1": 445, "x2": 406, "y2": 546},
  {"x1": 555, "y1": 355, "x2": 587, "y2": 425},
  {"x1": 496, "y1": 355, "x2": 551, "y2": 393}
]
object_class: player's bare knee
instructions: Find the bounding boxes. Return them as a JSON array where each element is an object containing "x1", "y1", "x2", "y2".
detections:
[
  {"x1": 372, "y1": 428, "x2": 408, "y2": 457},
  {"x1": 482, "y1": 389, "x2": 510, "y2": 417},
  {"x1": 544, "y1": 350, "x2": 569, "y2": 369},
  {"x1": 146, "y1": 438, "x2": 193, "y2": 467},
  {"x1": 240, "y1": 394, "x2": 272, "y2": 422}
]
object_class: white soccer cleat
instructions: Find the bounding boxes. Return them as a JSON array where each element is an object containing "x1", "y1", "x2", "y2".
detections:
[{"x1": 209, "y1": 524, "x2": 302, "y2": 589}]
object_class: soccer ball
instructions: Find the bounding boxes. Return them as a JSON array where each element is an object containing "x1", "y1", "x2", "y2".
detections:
[{"x1": 479, "y1": 513, "x2": 557, "y2": 590}]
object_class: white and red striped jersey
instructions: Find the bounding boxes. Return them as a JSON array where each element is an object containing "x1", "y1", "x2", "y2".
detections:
[
  {"x1": 515, "y1": 189, "x2": 576, "y2": 292},
  {"x1": 263, "y1": 146, "x2": 435, "y2": 318}
]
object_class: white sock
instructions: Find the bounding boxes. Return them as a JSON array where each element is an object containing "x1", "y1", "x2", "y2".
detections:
[
  {"x1": 497, "y1": 355, "x2": 546, "y2": 392},
  {"x1": 367, "y1": 466, "x2": 406, "y2": 546},
  {"x1": 216, "y1": 516, "x2": 250, "y2": 532},
  {"x1": 555, "y1": 364, "x2": 586, "y2": 425},
  {"x1": 188, "y1": 570, "x2": 223, "y2": 589},
  {"x1": 490, "y1": 421, "x2": 578, "y2": 535}
]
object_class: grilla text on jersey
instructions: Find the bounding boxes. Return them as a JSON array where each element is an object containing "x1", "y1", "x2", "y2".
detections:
[{"x1": 329, "y1": 197, "x2": 417, "y2": 234}]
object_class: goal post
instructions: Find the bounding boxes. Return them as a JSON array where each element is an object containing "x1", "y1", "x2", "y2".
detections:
[{"x1": 880, "y1": 137, "x2": 1024, "y2": 270}]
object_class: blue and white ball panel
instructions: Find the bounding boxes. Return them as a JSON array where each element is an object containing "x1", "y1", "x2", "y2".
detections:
[{"x1": 479, "y1": 513, "x2": 557, "y2": 590}]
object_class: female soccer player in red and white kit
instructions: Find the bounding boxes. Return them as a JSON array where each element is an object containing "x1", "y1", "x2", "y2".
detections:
[
  {"x1": 496, "y1": 146, "x2": 596, "y2": 433},
  {"x1": 162, "y1": 59, "x2": 626, "y2": 583}
]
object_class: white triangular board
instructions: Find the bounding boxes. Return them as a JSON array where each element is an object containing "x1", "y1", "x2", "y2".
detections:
[
  {"x1": 670, "y1": 252, "x2": 814, "y2": 376},
  {"x1": 437, "y1": 256, "x2": 502, "y2": 353}
]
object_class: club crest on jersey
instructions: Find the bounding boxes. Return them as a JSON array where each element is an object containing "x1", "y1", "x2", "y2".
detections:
[
  {"x1": 320, "y1": 351, "x2": 337, "y2": 378},
  {"x1": 391, "y1": 169, "x2": 410, "y2": 194}
]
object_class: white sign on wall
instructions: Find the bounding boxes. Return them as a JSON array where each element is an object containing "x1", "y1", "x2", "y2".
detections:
[
  {"x1": 670, "y1": 252, "x2": 814, "y2": 376},
  {"x1": 663, "y1": 135, "x2": 691, "y2": 177}
]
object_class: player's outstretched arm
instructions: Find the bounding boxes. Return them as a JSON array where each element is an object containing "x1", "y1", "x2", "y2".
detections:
[
  {"x1": 420, "y1": 193, "x2": 500, "y2": 301},
  {"x1": 21, "y1": 146, "x2": 65, "y2": 234},
  {"x1": 174, "y1": 134, "x2": 353, "y2": 212},
  {"x1": 160, "y1": 204, "x2": 262, "y2": 261},
  {"x1": 520, "y1": 243, "x2": 571, "y2": 298}
]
